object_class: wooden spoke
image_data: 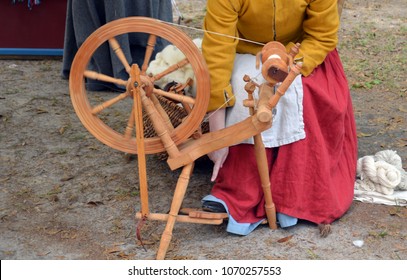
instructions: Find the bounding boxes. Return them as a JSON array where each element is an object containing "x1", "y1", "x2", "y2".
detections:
[
  {"x1": 109, "y1": 37, "x2": 131, "y2": 74},
  {"x1": 141, "y1": 34, "x2": 157, "y2": 75},
  {"x1": 153, "y1": 88, "x2": 195, "y2": 105},
  {"x1": 91, "y1": 91, "x2": 131, "y2": 115},
  {"x1": 124, "y1": 108, "x2": 135, "y2": 139},
  {"x1": 84, "y1": 70, "x2": 128, "y2": 87},
  {"x1": 151, "y1": 58, "x2": 189, "y2": 82}
]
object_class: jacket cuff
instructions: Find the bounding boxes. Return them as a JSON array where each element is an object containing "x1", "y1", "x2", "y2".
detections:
[
  {"x1": 285, "y1": 42, "x2": 314, "y2": 77},
  {"x1": 207, "y1": 84, "x2": 235, "y2": 112}
]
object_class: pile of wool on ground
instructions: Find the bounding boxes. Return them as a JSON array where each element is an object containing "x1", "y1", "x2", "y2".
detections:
[{"x1": 354, "y1": 150, "x2": 407, "y2": 206}]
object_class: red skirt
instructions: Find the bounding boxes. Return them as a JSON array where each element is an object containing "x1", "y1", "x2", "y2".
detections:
[{"x1": 210, "y1": 50, "x2": 358, "y2": 225}]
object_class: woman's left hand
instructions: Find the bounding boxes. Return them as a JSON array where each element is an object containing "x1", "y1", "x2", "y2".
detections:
[{"x1": 208, "y1": 147, "x2": 229, "y2": 182}]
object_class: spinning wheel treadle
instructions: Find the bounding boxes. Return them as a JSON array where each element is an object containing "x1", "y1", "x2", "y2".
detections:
[{"x1": 69, "y1": 17, "x2": 210, "y2": 155}]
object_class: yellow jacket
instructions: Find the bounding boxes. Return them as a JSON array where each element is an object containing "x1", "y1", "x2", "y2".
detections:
[{"x1": 202, "y1": 0, "x2": 340, "y2": 111}]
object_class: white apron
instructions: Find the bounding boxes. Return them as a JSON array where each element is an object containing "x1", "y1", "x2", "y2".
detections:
[{"x1": 226, "y1": 53, "x2": 305, "y2": 147}]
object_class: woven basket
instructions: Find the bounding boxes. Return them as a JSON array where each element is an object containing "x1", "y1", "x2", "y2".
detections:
[{"x1": 143, "y1": 95, "x2": 209, "y2": 159}]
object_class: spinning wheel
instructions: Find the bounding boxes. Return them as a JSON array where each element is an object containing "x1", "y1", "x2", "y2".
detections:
[
  {"x1": 69, "y1": 16, "x2": 303, "y2": 260},
  {"x1": 69, "y1": 17, "x2": 210, "y2": 155}
]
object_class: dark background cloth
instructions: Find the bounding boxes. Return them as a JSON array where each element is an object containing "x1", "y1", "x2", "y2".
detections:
[{"x1": 61, "y1": 0, "x2": 173, "y2": 87}]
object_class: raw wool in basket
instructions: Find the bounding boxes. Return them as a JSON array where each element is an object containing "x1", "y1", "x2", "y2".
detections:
[
  {"x1": 355, "y1": 150, "x2": 407, "y2": 195},
  {"x1": 142, "y1": 38, "x2": 208, "y2": 159},
  {"x1": 143, "y1": 37, "x2": 208, "y2": 160},
  {"x1": 146, "y1": 38, "x2": 202, "y2": 96}
]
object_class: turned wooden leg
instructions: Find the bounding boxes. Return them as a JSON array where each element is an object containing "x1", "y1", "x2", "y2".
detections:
[
  {"x1": 156, "y1": 163, "x2": 194, "y2": 260},
  {"x1": 253, "y1": 134, "x2": 277, "y2": 229}
]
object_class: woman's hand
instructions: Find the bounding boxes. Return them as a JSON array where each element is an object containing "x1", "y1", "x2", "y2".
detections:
[
  {"x1": 207, "y1": 108, "x2": 228, "y2": 181},
  {"x1": 208, "y1": 147, "x2": 229, "y2": 182}
]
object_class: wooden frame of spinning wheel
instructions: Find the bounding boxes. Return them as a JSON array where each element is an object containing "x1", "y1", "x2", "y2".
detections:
[{"x1": 69, "y1": 17, "x2": 302, "y2": 260}]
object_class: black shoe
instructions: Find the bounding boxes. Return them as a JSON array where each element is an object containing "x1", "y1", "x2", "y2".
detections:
[{"x1": 202, "y1": 201, "x2": 226, "y2": 213}]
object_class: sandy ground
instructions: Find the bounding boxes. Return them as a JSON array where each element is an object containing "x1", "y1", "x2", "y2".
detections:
[{"x1": 0, "y1": 0, "x2": 406, "y2": 260}]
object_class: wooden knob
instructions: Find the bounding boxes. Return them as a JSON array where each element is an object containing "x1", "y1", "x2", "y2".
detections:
[{"x1": 256, "y1": 105, "x2": 272, "y2": 123}]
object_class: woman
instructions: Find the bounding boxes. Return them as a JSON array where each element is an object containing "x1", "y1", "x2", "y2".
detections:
[{"x1": 201, "y1": 0, "x2": 357, "y2": 236}]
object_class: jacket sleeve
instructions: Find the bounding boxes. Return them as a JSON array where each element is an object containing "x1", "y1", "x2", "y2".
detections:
[
  {"x1": 202, "y1": 0, "x2": 239, "y2": 112},
  {"x1": 286, "y1": 0, "x2": 339, "y2": 76}
]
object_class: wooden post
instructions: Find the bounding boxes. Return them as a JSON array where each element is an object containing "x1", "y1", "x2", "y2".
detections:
[
  {"x1": 131, "y1": 65, "x2": 150, "y2": 217},
  {"x1": 245, "y1": 78, "x2": 277, "y2": 230}
]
